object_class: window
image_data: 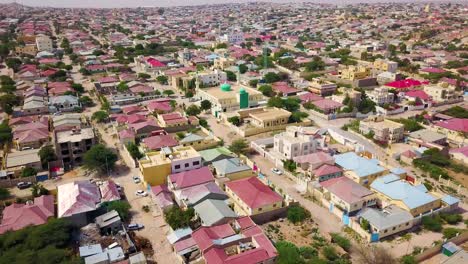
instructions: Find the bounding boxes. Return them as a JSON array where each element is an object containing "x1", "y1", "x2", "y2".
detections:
[
  {"x1": 185, "y1": 163, "x2": 189, "y2": 168},
  {"x1": 193, "y1": 161, "x2": 200, "y2": 166},
  {"x1": 273, "y1": 204, "x2": 277, "y2": 208},
  {"x1": 258, "y1": 208, "x2": 262, "y2": 211},
  {"x1": 174, "y1": 165, "x2": 181, "y2": 170},
  {"x1": 392, "y1": 227, "x2": 396, "y2": 231}
]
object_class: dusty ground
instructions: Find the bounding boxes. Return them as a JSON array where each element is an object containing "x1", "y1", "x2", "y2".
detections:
[
  {"x1": 262, "y1": 218, "x2": 318, "y2": 247},
  {"x1": 447, "y1": 170, "x2": 468, "y2": 189}
]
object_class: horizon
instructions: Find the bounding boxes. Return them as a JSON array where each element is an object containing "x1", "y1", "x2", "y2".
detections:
[{"x1": 0, "y1": 0, "x2": 461, "y2": 9}]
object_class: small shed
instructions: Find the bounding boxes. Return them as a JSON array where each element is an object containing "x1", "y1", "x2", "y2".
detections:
[
  {"x1": 95, "y1": 210, "x2": 122, "y2": 235},
  {"x1": 442, "y1": 242, "x2": 460, "y2": 257},
  {"x1": 129, "y1": 252, "x2": 147, "y2": 264},
  {"x1": 79, "y1": 244, "x2": 103, "y2": 258},
  {"x1": 85, "y1": 252, "x2": 109, "y2": 264}
]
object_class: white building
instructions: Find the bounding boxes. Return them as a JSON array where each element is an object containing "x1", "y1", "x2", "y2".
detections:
[
  {"x1": 220, "y1": 31, "x2": 244, "y2": 44},
  {"x1": 198, "y1": 70, "x2": 227, "y2": 87},
  {"x1": 273, "y1": 126, "x2": 319, "y2": 160},
  {"x1": 368, "y1": 87, "x2": 395, "y2": 106},
  {"x1": 35, "y1": 35, "x2": 53, "y2": 52}
]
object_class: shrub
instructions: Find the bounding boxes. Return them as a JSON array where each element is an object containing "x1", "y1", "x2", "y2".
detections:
[
  {"x1": 287, "y1": 205, "x2": 310, "y2": 224},
  {"x1": 440, "y1": 213, "x2": 463, "y2": 225},
  {"x1": 443, "y1": 228, "x2": 460, "y2": 239},
  {"x1": 422, "y1": 215, "x2": 443, "y2": 232},
  {"x1": 322, "y1": 246, "x2": 339, "y2": 261},
  {"x1": 331, "y1": 233, "x2": 351, "y2": 252},
  {"x1": 299, "y1": 246, "x2": 317, "y2": 259}
]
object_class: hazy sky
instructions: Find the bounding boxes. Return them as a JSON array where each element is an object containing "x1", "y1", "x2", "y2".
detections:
[{"x1": 0, "y1": 0, "x2": 454, "y2": 8}]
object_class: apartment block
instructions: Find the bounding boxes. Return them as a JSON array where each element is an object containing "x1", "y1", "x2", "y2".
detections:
[
  {"x1": 55, "y1": 128, "x2": 96, "y2": 170},
  {"x1": 308, "y1": 78, "x2": 337, "y2": 96},
  {"x1": 35, "y1": 34, "x2": 53, "y2": 52},
  {"x1": 273, "y1": 126, "x2": 319, "y2": 160},
  {"x1": 359, "y1": 116, "x2": 404, "y2": 143},
  {"x1": 373, "y1": 59, "x2": 398, "y2": 73},
  {"x1": 368, "y1": 87, "x2": 395, "y2": 106}
]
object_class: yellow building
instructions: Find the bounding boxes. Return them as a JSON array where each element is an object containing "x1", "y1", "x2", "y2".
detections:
[
  {"x1": 423, "y1": 83, "x2": 459, "y2": 102},
  {"x1": 370, "y1": 174, "x2": 441, "y2": 216},
  {"x1": 179, "y1": 129, "x2": 221, "y2": 151},
  {"x1": 225, "y1": 177, "x2": 283, "y2": 216},
  {"x1": 15, "y1": 45, "x2": 38, "y2": 56},
  {"x1": 341, "y1": 65, "x2": 370, "y2": 81},
  {"x1": 214, "y1": 57, "x2": 236, "y2": 70},
  {"x1": 237, "y1": 107, "x2": 291, "y2": 128},
  {"x1": 138, "y1": 146, "x2": 202, "y2": 186},
  {"x1": 373, "y1": 59, "x2": 398, "y2": 73}
]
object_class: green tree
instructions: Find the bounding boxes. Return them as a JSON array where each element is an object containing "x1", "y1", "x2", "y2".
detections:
[
  {"x1": 163, "y1": 90, "x2": 175, "y2": 96},
  {"x1": 156, "y1": 75, "x2": 168, "y2": 84},
  {"x1": 38, "y1": 145, "x2": 56, "y2": 168},
  {"x1": 83, "y1": 144, "x2": 118, "y2": 174},
  {"x1": 422, "y1": 215, "x2": 443, "y2": 232},
  {"x1": 264, "y1": 72, "x2": 280, "y2": 83},
  {"x1": 283, "y1": 159, "x2": 297, "y2": 172},
  {"x1": 249, "y1": 79, "x2": 258, "y2": 87},
  {"x1": 238, "y1": 64, "x2": 248, "y2": 74},
  {"x1": 102, "y1": 200, "x2": 131, "y2": 221},
  {"x1": 0, "y1": 121, "x2": 12, "y2": 146},
  {"x1": 0, "y1": 187, "x2": 10, "y2": 200},
  {"x1": 275, "y1": 241, "x2": 304, "y2": 264},
  {"x1": 305, "y1": 56, "x2": 325, "y2": 71},
  {"x1": 117, "y1": 82, "x2": 129, "y2": 92},
  {"x1": 360, "y1": 218, "x2": 370, "y2": 231},
  {"x1": 164, "y1": 206, "x2": 194, "y2": 230},
  {"x1": 0, "y1": 93, "x2": 20, "y2": 114},
  {"x1": 228, "y1": 116, "x2": 241, "y2": 126},
  {"x1": 289, "y1": 111, "x2": 308, "y2": 123},
  {"x1": 287, "y1": 205, "x2": 310, "y2": 224},
  {"x1": 92, "y1": 110, "x2": 109, "y2": 123},
  {"x1": 71, "y1": 83, "x2": 84, "y2": 94},
  {"x1": 258, "y1": 84, "x2": 275, "y2": 97},
  {"x1": 138, "y1": 72, "x2": 151, "y2": 79},
  {"x1": 200, "y1": 100, "x2": 212, "y2": 111},
  {"x1": 330, "y1": 233, "x2": 351, "y2": 252},
  {"x1": 322, "y1": 246, "x2": 339, "y2": 261},
  {"x1": 228, "y1": 139, "x2": 249, "y2": 156},
  {"x1": 21, "y1": 167, "x2": 37, "y2": 177},
  {"x1": 5, "y1": 58, "x2": 22, "y2": 72},
  {"x1": 295, "y1": 42, "x2": 305, "y2": 49},
  {"x1": 267, "y1": 96, "x2": 284, "y2": 108},
  {"x1": 226, "y1": 70, "x2": 236, "y2": 81},
  {"x1": 185, "y1": 105, "x2": 201, "y2": 116},
  {"x1": 31, "y1": 183, "x2": 49, "y2": 198},
  {"x1": 79, "y1": 96, "x2": 94, "y2": 107},
  {"x1": 126, "y1": 142, "x2": 143, "y2": 160}
]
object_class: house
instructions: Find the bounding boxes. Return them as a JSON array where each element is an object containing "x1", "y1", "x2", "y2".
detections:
[
  {"x1": 320, "y1": 177, "x2": 376, "y2": 214},
  {"x1": 308, "y1": 79, "x2": 337, "y2": 96},
  {"x1": 408, "y1": 129, "x2": 447, "y2": 146},
  {"x1": 236, "y1": 107, "x2": 291, "y2": 129},
  {"x1": 373, "y1": 59, "x2": 398, "y2": 73},
  {"x1": 99, "y1": 180, "x2": 121, "y2": 202},
  {"x1": 334, "y1": 152, "x2": 387, "y2": 187},
  {"x1": 313, "y1": 164, "x2": 343, "y2": 182},
  {"x1": 272, "y1": 82, "x2": 299, "y2": 96},
  {"x1": 367, "y1": 87, "x2": 395, "y2": 106},
  {"x1": 196, "y1": 70, "x2": 228, "y2": 87},
  {"x1": 157, "y1": 112, "x2": 196, "y2": 132},
  {"x1": 177, "y1": 182, "x2": 229, "y2": 209},
  {"x1": 430, "y1": 118, "x2": 468, "y2": 146},
  {"x1": 449, "y1": 146, "x2": 468, "y2": 165},
  {"x1": 340, "y1": 65, "x2": 370, "y2": 81},
  {"x1": 57, "y1": 180, "x2": 101, "y2": 226},
  {"x1": 55, "y1": 127, "x2": 95, "y2": 170},
  {"x1": 214, "y1": 57, "x2": 236, "y2": 70},
  {"x1": 168, "y1": 166, "x2": 215, "y2": 192},
  {"x1": 273, "y1": 126, "x2": 319, "y2": 161},
  {"x1": 179, "y1": 131, "x2": 220, "y2": 151},
  {"x1": 293, "y1": 151, "x2": 334, "y2": 171},
  {"x1": 147, "y1": 98, "x2": 173, "y2": 113},
  {"x1": 225, "y1": 177, "x2": 283, "y2": 216},
  {"x1": 49, "y1": 95, "x2": 81, "y2": 112},
  {"x1": 194, "y1": 199, "x2": 237, "y2": 227},
  {"x1": 212, "y1": 157, "x2": 255, "y2": 185},
  {"x1": 128, "y1": 119, "x2": 161, "y2": 139},
  {"x1": 13, "y1": 124, "x2": 49, "y2": 150},
  {"x1": 311, "y1": 99, "x2": 343, "y2": 114},
  {"x1": 196, "y1": 83, "x2": 263, "y2": 116},
  {"x1": 424, "y1": 83, "x2": 459, "y2": 102},
  {"x1": 357, "y1": 205, "x2": 414, "y2": 241},
  {"x1": 0, "y1": 195, "x2": 55, "y2": 234},
  {"x1": 191, "y1": 217, "x2": 277, "y2": 264},
  {"x1": 359, "y1": 116, "x2": 404, "y2": 143},
  {"x1": 141, "y1": 134, "x2": 178, "y2": 151},
  {"x1": 198, "y1": 147, "x2": 236, "y2": 165},
  {"x1": 370, "y1": 174, "x2": 441, "y2": 216},
  {"x1": 95, "y1": 210, "x2": 122, "y2": 235},
  {"x1": 151, "y1": 185, "x2": 174, "y2": 212},
  {"x1": 6, "y1": 149, "x2": 42, "y2": 177},
  {"x1": 139, "y1": 146, "x2": 202, "y2": 186}
]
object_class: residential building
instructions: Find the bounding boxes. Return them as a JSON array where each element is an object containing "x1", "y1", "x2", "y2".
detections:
[
  {"x1": 293, "y1": 151, "x2": 334, "y2": 171},
  {"x1": 220, "y1": 31, "x2": 244, "y2": 44},
  {"x1": 140, "y1": 134, "x2": 178, "y2": 151},
  {"x1": 57, "y1": 180, "x2": 101, "y2": 226},
  {"x1": 373, "y1": 59, "x2": 398, "y2": 73},
  {"x1": 357, "y1": 205, "x2": 414, "y2": 241},
  {"x1": 225, "y1": 177, "x2": 283, "y2": 216},
  {"x1": 423, "y1": 83, "x2": 459, "y2": 102},
  {"x1": 197, "y1": 70, "x2": 228, "y2": 87},
  {"x1": 139, "y1": 146, "x2": 202, "y2": 186},
  {"x1": 55, "y1": 127, "x2": 96, "y2": 170},
  {"x1": 198, "y1": 147, "x2": 236, "y2": 165},
  {"x1": 49, "y1": 95, "x2": 81, "y2": 112},
  {"x1": 95, "y1": 210, "x2": 122, "y2": 235},
  {"x1": 193, "y1": 199, "x2": 237, "y2": 227},
  {"x1": 211, "y1": 157, "x2": 255, "y2": 185},
  {"x1": 449, "y1": 146, "x2": 468, "y2": 165},
  {"x1": 191, "y1": 217, "x2": 277, "y2": 264},
  {"x1": 214, "y1": 57, "x2": 236, "y2": 70},
  {"x1": 15, "y1": 44, "x2": 37, "y2": 56},
  {"x1": 273, "y1": 126, "x2": 319, "y2": 160},
  {"x1": 6, "y1": 149, "x2": 42, "y2": 177},
  {"x1": 35, "y1": 34, "x2": 53, "y2": 52},
  {"x1": 0, "y1": 195, "x2": 55, "y2": 234},
  {"x1": 367, "y1": 87, "x2": 395, "y2": 106},
  {"x1": 430, "y1": 118, "x2": 468, "y2": 146},
  {"x1": 236, "y1": 107, "x2": 291, "y2": 129},
  {"x1": 151, "y1": 185, "x2": 174, "y2": 212},
  {"x1": 334, "y1": 152, "x2": 387, "y2": 187},
  {"x1": 196, "y1": 83, "x2": 263, "y2": 116},
  {"x1": 408, "y1": 129, "x2": 447, "y2": 146},
  {"x1": 308, "y1": 78, "x2": 337, "y2": 96},
  {"x1": 340, "y1": 65, "x2": 370, "y2": 81},
  {"x1": 157, "y1": 112, "x2": 198, "y2": 132},
  {"x1": 370, "y1": 174, "x2": 441, "y2": 216},
  {"x1": 359, "y1": 116, "x2": 404, "y2": 143},
  {"x1": 320, "y1": 176, "x2": 376, "y2": 214},
  {"x1": 179, "y1": 131, "x2": 221, "y2": 151}
]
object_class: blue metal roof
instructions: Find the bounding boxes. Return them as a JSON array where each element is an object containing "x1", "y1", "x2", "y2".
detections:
[
  {"x1": 441, "y1": 195, "x2": 460, "y2": 206},
  {"x1": 334, "y1": 152, "x2": 385, "y2": 178},
  {"x1": 390, "y1": 167, "x2": 406, "y2": 175},
  {"x1": 371, "y1": 174, "x2": 437, "y2": 210}
]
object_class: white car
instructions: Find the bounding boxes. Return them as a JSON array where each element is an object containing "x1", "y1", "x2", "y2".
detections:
[
  {"x1": 133, "y1": 176, "x2": 141, "y2": 184},
  {"x1": 135, "y1": 190, "x2": 148, "y2": 197},
  {"x1": 271, "y1": 168, "x2": 283, "y2": 175}
]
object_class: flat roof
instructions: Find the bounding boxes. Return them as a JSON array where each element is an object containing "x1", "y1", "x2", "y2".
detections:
[
  {"x1": 249, "y1": 107, "x2": 291, "y2": 121},
  {"x1": 199, "y1": 84, "x2": 261, "y2": 100},
  {"x1": 56, "y1": 127, "x2": 94, "y2": 143},
  {"x1": 6, "y1": 149, "x2": 41, "y2": 168}
]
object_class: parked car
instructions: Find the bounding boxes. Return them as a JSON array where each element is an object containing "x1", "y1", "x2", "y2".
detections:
[
  {"x1": 17, "y1": 182, "x2": 32, "y2": 189},
  {"x1": 133, "y1": 176, "x2": 141, "y2": 184},
  {"x1": 135, "y1": 190, "x2": 148, "y2": 197},
  {"x1": 271, "y1": 168, "x2": 283, "y2": 175},
  {"x1": 127, "y1": 223, "x2": 144, "y2": 231}
]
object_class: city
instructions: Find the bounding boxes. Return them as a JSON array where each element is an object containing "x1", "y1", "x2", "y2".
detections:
[{"x1": 0, "y1": 1, "x2": 467, "y2": 264}]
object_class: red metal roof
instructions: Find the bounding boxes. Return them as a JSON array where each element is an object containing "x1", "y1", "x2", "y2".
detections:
[{"x1": 225, "y1": 177, "x2": 282, "y2": 209}]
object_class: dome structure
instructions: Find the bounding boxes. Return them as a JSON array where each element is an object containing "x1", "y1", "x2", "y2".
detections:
[{"x1": 220, "y1": 83, "x2": 231, "y2": 91}]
